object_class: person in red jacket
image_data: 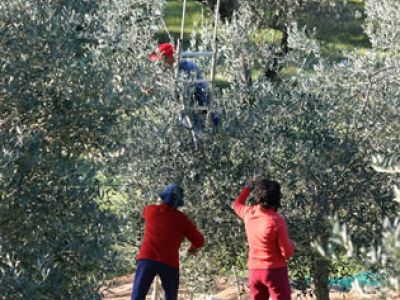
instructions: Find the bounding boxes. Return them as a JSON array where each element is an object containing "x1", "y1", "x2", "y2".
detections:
[
  {"x1": 131, "y1": 184, "x2": 205, "y2": 300},
  {"x1": 233, "y1": 177, "x2": 295, "y2": 300}
]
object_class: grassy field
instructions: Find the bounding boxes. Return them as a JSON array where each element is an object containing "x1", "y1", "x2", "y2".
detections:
[
  {"x1": 156, "y1": 0, "x2": 371, "y2": 85},
  {"x1": 161, "y1": 0, "x2": 370, "y2": 61},
  {"x1": 156, "y1": 1, "x2": 209, "y2": 44},
  {"x1": 296, "y1": 0, "x2": 370, "y2": 60}
]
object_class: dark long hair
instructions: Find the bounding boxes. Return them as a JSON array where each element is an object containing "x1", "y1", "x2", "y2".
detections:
[{"x1": 254, "y1": 179, "x2": 282, "y2": 210}]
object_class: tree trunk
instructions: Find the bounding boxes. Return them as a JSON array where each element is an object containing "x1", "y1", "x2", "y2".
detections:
[
  {"x1": 312, "y1": 194, "x2": 331, "y2": 300},
  {"x1": 195, "y1": 0, "x2": 238, "y2": 21},
  {"x1": 312, "y1": 257, "x2": 330, "y2": 300},
  {"x1": 264, "y1": 28, "x2": 289, "y2": 83},
  {"x1": 264, "y1": 12, "x2": 290, "y2": 83}
]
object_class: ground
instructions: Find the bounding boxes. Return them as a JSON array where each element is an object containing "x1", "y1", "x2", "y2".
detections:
[{"x1": 101, "y1": 273, "x2": 398, "y2": 300}]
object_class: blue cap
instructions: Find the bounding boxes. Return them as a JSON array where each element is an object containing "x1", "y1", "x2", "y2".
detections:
[{"x1": 159, "y1": 184, "x2": 184, "y2": 208}]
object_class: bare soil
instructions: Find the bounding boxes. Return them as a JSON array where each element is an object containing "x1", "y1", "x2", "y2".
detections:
[{"x1": 101, "y1": 274, "x2": 399, "y2": 300}]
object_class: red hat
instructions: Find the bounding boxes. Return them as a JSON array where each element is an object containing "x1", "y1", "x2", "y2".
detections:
[{"x1": 148, "y1": 43, "x2": 175, "y2": 61}]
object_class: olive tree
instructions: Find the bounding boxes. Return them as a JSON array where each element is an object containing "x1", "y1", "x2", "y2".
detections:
[
  {"x1": 197, "y1": 0, "x2": 346, "y2": 83},
  {"x1": 0, "y1": 0, "x2": 159, "y2": 298},
  {"x1": 116, "y1": 0, "x2": 398, "y2": 298},
  {"x1": 2, "y1": 0, "x2": 397, "y2": 299},
  {"x1": 315, "y1": 156, "x2": 399, "y2": 297}
]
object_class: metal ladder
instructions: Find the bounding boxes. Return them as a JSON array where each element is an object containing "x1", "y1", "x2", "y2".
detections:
[{"x1": 174, "y1": 0, "x2": 221, "y2": 148}]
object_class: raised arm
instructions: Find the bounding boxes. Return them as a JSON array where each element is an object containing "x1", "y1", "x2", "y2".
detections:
[{"x1": 233, "y1": 187, "x2": 251, "y2": 219}]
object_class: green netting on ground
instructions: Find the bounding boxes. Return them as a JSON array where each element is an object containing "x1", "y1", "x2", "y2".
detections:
[{"x1": 328, "y1": 271, "x2": 383, "y2": 292}]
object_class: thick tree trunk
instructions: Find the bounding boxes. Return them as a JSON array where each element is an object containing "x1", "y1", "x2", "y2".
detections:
[
  {"x1": 312, "y1": 194, "x2": 331, "y2": 300},
  {"x1": 312, "y1": 257, "x2": 330, "y2": 300}
]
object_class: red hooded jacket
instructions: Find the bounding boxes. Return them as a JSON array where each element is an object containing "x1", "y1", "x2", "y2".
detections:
[{"x1": 136, "y1": 203, "x2": 204, "y2": 268}]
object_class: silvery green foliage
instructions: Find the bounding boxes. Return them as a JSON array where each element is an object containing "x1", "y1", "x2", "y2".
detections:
[
  {"x1": 106, "y1": 0, "x2": 398, "y2": 295},
  {"x1": 372, "y1": 155, "x2": 400, "y2": 174},
  {"x1": 235, "y1": 0, "x2": 335, "y2": 28},
  {"x1": 0, "y1": 0, "x2": 159, "y2": 298},
  {"x1": 119, "y1": 1, "x2": 398, "y2": 297},
  {"x1": 2, "y1": 0, "x2": 396, "y2": 298},
  {"x1": 218, "y1": 4, "x2": 270, "y2": 92},
  {"x1": 281, "y1": 11, "x2": 398, "y2": 296},
  {"x1": 320, "y1": 216, "x2": 399, "y2": 294},
  {"x1": 322, "y1": 170, "x2": 399, "y2": 293},
  {"x1": 203, "y1": 0, "x2": 336, "y2": 26},
  {"x1": 364, "y1": 0, "x2": 400, "y2": 51}
]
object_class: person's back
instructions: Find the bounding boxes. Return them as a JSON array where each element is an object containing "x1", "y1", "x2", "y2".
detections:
[
  {"x1": 234, "y1": 177, "x2": 295, "y2": 300},
  {"x1": 131, "y1": 184, "x2": 204, "y2": 300},
  {"x1": 243, "y1": 205, "x2": 294, "y2": 269},
  {"x1": 179, "y1": 59, "x2": 208, "y2": 107},
  {"x1": 148, "y1": 43, "x2": 219, "y2": 131},
  {"x1": 137, "y1": 203, "x2": 204, "y2": 268},
  {"x1": 148, "y1": 43, "x2": 208, "y2": 106}
]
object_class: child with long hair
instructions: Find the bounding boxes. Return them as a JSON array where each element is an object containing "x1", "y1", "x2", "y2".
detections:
[{"x1": 233, "y1": 177, "x2": 295, "y2": 300}]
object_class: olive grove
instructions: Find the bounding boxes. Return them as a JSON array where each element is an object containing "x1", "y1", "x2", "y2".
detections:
[
  {"x1": 0, "y1": 0, "x2": 399, "y2": 299},
  {"x1": 118, "y1": 0, "x2": 399, "y2": 298},
  {"x1": 197, "y1": 0, "x2": 350, "y2": 83}
]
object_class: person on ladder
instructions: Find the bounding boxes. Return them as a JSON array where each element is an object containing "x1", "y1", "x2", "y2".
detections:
[
  {"x1": 131, "y1": 183, "x2": 205, "y2": 300},
  {"x1": 148, "y1": 43, "x2": 219, "y2": 132}
]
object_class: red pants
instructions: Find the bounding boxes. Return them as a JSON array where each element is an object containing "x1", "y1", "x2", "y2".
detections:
[{"x1": 249, "y1": 267, "x2": 291, "y2": 300}]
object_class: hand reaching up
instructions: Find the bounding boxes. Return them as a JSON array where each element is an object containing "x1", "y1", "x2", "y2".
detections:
[{"x1": 246, "y1": 175, "x2": 262, "y2": 190}]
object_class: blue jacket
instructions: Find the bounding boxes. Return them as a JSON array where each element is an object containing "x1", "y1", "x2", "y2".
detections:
[{"x1": 179, "y1": 60, "x2": 208, "y2": 106}]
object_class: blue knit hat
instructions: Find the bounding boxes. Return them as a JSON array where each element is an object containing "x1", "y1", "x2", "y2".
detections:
[{"x1": 159, "y1": 184, "x2": 184, "y2": 208}]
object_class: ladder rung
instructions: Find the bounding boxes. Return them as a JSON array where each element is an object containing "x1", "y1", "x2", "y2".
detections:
[{"x1": 180, "y1": 51, "x2": 213, "y2": 58}]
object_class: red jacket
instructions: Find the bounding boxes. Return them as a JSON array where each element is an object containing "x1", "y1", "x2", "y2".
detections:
[
  {"x1": 136, "y1": 203, "x2": 204, "y2": 268},
  {"x1": 234, "y1": 187, "x2": 295, "y2": 269}
]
